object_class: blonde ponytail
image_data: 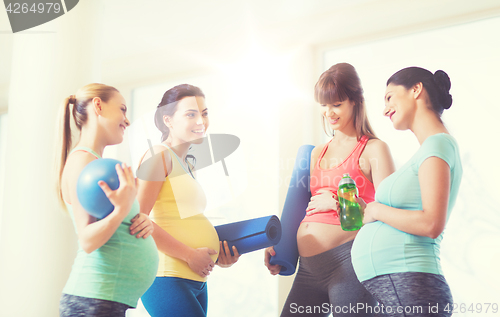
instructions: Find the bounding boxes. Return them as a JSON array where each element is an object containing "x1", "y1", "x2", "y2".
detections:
[
  {"x1": 55, "y1": 96, "x2": 74, "y2": 209},
  {"x1": 54, "y1": 84, "x2": 119, "y2": 209}
]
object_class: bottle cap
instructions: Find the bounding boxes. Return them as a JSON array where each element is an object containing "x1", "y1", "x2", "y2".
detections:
[{"x1": 338, "y1": 173, "x2": 357, "y2": 187}]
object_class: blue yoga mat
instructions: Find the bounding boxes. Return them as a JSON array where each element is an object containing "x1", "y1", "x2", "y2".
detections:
[
  {"x1": 269, "y1": 145, "x2": 314, "y2": 276},
  {"x1": 215, "y1": 215, "x2": 282, "y2": 256}
]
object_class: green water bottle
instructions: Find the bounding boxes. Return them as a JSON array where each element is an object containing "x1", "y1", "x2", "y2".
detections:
[{"x1": 337, "y1": 173, "x2": 363, "y2": 231}]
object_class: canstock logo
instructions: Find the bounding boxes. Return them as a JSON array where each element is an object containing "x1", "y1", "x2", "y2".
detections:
[
  {"x1": 136, "y1": 134, "x2": 241, "y2": 219},
  {"x1": 136, "y1": 134, "x2": 240, "y2": 181},
  {"x1": 4, "y1": 0, "x2": 79, "y2": 33}
]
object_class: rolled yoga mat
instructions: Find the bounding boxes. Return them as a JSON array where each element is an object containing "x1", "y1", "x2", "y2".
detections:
[
  {"x1": 269, "y1": 145, "x2": 314, "y2": 276},
  {"x1": 215, "y1": 215, "x2": 282, "y2": 256}
]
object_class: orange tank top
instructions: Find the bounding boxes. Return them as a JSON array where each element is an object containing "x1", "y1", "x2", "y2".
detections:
[{"x1": 302, "y1": 135, "x2": 375, "y2": 225}]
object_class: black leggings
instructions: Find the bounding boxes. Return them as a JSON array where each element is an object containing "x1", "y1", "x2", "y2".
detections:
[
  {"x1": 362, "y1": 272, "x2": 453, "y2": 317},
  {"x1": 281, "y1": 240, "x2": 378, "y2": 317},
  {"x1": 59, "y1": 293, "x2": 131, "y2": 317}
]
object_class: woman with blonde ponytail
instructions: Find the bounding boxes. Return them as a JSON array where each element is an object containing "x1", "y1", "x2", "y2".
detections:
[{"x1": 56, "y1": 83, "x2": 159, "y2": 317}]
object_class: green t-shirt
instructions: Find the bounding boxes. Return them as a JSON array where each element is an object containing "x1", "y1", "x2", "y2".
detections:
[
  {"x1": 351, "y1": 133, "x2": 462, "y2": 282},
  {"x1": 62, "y1": 147, "x2": 159, "y2": 307},
  {"x1": 63, "y1": 200, "x2": 159, "y2": 307}
]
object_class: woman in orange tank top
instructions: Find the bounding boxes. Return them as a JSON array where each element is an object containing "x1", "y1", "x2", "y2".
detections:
[{"x1": 265, "y1": 63, "x2": 396, "y2": 317}]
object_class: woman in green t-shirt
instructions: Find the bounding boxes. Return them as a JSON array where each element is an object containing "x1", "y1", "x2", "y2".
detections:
[
  {"x1": 56, "y1": 83, "x2": 159, "y2": 316},
  {"x1": 351, "y1": 67, "x2": 462, "y2": 317}
]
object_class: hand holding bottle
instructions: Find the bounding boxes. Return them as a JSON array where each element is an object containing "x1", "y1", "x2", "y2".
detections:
[{"x1": 337, "y1": 173, "x2": 364, "y2": 231}]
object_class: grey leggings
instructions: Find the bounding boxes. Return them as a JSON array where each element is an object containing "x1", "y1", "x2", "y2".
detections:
[
  {"x1": 281, "y1": 240, "x2": 378, "y2": 317},
  {"x1": 59, "y1": 293, "x2": 131, "y2": 317},
  {"x1": 362, "y1": 272, "x2": 453, "y2": 317}
]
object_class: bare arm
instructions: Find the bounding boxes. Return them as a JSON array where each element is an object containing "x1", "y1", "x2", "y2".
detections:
[
  {"x1": 65, "y1": 153, "x2": 136, "y2": 253},
  {"x1": 136, "y1": 147, "x2": 217, "y2": 277},
  {"x1": 367, "y1": 139, "x2": 396, "y2": 190},
  {"x1": 363, "y1": 157, "x2": 450, "y2": 239}
]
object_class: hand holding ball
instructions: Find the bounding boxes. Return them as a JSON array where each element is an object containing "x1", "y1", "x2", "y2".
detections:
[{"x1": 77, "y1": 158, "x2": 122, "y2": 218}]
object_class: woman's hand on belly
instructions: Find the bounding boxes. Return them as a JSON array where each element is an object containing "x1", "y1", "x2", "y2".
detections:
[
  {"x1": 264, "y1": 246, "x2": 281, "y2": 275},
  {"x1": 297, "y1": 223, "x2": 357, "y2": 257},
  {"x1": 186, "y1": 247, "x2": 218, "y2": 278},
  {"x1": 129, "y1": 213, "x2": 154, "y2": 238},
  {"x1": 306, "y1": 189, "x2": 339, "y2": 216}
]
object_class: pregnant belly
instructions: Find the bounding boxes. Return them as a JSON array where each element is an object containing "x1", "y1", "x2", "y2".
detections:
[
  {"x1": 69, "y1": 229, "x2": 159, "y2": 304},
  {"x1": 297, "y1": 222, "x2": 357, "y2": 257},
  {"x1": 165, "y1": 215, "x2": 220, "y2": 262},
  {"x1": 113, "y1": 228, "x2": 159, "y2": 279}
]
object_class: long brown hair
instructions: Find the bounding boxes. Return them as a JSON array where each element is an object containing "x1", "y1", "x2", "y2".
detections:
[
  {"x1": 55, "y1": 83, "x2": 119, "y2": 208},
  {"x1": 314, "y1": 63, "x2": 376, "y2": 140}
]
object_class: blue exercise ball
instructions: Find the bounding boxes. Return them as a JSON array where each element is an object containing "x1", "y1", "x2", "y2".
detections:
[{"x1": 77, "y1": 158, "x2": 122, "y2": 218}]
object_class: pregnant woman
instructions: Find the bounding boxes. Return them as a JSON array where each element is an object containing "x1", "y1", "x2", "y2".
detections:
[
  {"x1": 351, "y1": 67, "x2": 462, "y2": 317},
  {"x1": 265, "y1": 63, "x2": 395, "y2": 316},
  {"x1": 137, "y1": 84, "x2": 239, "y2": 317},
  {"x1": 56, "y1": 83, "x2": 158, "y2": 317}
]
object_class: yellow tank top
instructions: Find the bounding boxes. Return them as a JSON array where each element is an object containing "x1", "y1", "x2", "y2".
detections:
[{"x1": 150, "y1": 144, "x2": 219, "y2": 282}]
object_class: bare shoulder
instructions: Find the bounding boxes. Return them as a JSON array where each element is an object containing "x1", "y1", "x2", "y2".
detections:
[
  {"x1": 137, "y1": 145, "x2": 173, "y2": 181},
  {"x1": 61, "y1": 151, "x2": 99, "y2": 202},
  {"x1": 309, "y1": 143, "x2": 327, "y2": 167},
  {"x1": 139, "y1": 145, "x2": 172, "y2": 166},
  {"x1": 363, "y1": 138, "x2": 396, "y2": 179},
  {"x1": 310, "y1": 143, "x2": 326, "y2": 159},
  {"x1": 64, "y1": 151, "x2": 98, "y2": 180},
  {"x1": 365, "y1": 138, "x2": 391, "y2": 158},
  {"x1": 311, "y1": 143, "x2": 327, "y2": 156}
]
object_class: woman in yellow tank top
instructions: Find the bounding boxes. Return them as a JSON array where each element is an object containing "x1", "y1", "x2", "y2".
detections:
[{"x1": 137, "y1": 84, "x2": 240, "y2": 317}]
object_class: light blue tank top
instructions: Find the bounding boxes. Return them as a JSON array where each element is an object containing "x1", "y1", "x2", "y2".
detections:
[
  {"x1": 62, "y1": 147, "x2": 159, "y2": 307},
  {"x1": 351, "y1": 134, "x2": 462, "y2": 282}
]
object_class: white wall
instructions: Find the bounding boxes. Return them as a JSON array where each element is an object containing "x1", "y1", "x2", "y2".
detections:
[
  {"x1": 0, "y1": 114, "x2": 7, "y2": 237},
  {"x1": 0, "y1": 1, "x2": 105, "y2": 316}
]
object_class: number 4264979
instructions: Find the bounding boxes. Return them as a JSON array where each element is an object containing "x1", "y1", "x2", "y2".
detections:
[
  {"x1": 6, "y1": 3, "x2": 62, "y2": 14},
  {"x1": 445, "y1": 303, "x2": 498, "y2": 314}
]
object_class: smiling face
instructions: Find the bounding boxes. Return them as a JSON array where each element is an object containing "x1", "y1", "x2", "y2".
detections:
[
  {"x1": 320, "y1": 98, "x2": 355, "y2": 132},
  {"x1": 99, "y1": 91, "x2": 130, "y2": 145},
  {"x1": 164, "y1": 96, "x2": 209, "y2": 145},
  {"x1": 383, "y1": 83, "x2": 417, "y2": 130}
]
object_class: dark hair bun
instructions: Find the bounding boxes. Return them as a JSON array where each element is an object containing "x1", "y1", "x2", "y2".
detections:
[{"x1": 433, "y1": 70, "x2": 452, "y2": 110}]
